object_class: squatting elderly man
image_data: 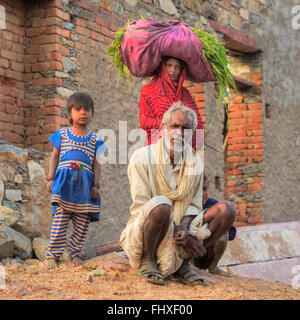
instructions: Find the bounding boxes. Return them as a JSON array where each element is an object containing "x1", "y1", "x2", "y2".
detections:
[{"x1": 120, "y1": 102, "x2": 235, "y2": 286}]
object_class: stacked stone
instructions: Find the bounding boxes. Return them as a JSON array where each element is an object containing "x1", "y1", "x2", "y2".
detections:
[{"x1": 0, "y1": 144, "x2": 67, "y2": 265}]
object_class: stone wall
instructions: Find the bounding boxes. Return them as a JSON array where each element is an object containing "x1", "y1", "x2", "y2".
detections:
[{"x1": 0, "y1": 144, "x2": 54, "y2": 264}]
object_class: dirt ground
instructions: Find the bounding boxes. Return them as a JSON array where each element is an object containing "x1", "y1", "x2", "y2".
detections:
[{"x1": 0, "y1": 252, "x2": 299, "y2": 300}]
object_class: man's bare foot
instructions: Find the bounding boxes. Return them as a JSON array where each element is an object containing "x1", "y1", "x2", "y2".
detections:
[{"x1": 209, "y1": 266, "x2": 231, "y2": 277}]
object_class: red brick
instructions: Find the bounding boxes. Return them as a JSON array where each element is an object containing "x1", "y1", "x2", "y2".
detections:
[
  {"x1": 227, "y1": 186, "x2": 248, "y2": 193},
  {"x1": 11, "y1": 43, "x2": 24, "y2": 55},
  {"x1": 232, "y1": 95, "x2": 243, "y2": 104},
  {"x1": 41, "y1": 43, "x2": 70, "y2": 56},
  {"x1": 229, "y1": 104, "x2": 247, "y2": 112},
  {"x1": 32, "y1": 34, "x2": 61, "y2": 45},
  {"x1": 253, "y1": 117, "x2": 262, "y2": 123},
  {"x1": 26, "y1": 27, "x2": 44, "y2": 37},
  {"x1": 1, "y1": 50, "x2": 17, "y2": 61},
  {"x1": 2, "y1": 30, "x2": 20, "y2": 42},
  {"x1": 6, "y1": 105, "x2": 18, "y2": 114},
  {"x1": 229, "y1": 111, "x2": 243, "y2": 119},
  {"x1": 14, "y1": 125, "x2": 25, "y2": 136},
  {"x1": 247, "y1": 183, "x2": 263, "y2": 191},
  {"x1": 42, "y1": 0, "x2": 64, "y2": 9},
  {"x1": 41, "y1": 123, "x2": 61, "y2": 133},
  {"x1": 226, "y1": 180, "x2": 236, "y2": 187},
  {"x1": 227, "y1": 169, "x2": 242, "y2": 175},
  {"x1": 227, "y1": 156, "x2": 247, "y2": 163},
  {"x1": 13, "y1": 115, "x2": 24, "y2": 125},
  {"x1": 74, "y1": 18, "x2": 88, "y2": 28},
  {"x1": 242, "y1": 110, "x2": 262, "y2": 118},
  {"x1": 33, "y1": 77, "x2": 63, "y2": 87},
  {"x1": 95, "y1": 17, "x2": 110, "y2": 28},
  {"x1": 46, "y1": 8, "x2": 70, "y2": 21},
  {"x1": 0, "y1": 58, "x2": 9, "y2": 69},
  {"x1": 44, "y1": 98, "x2": 66, "y2": 107},
  {"x1": 25, "y1": 127, "x2": 39, "y2": 136},
  {"x1": 99, "y1": 26, "x2": 113, "y2": 38},
  {"x1": 76, "y1": 26, "x2": 89, "y2": 36},
  {"x1": 196, "y1": 101, "x2": 205, "y2": 108},
  {"x1": 5, "y1": 70, "x2": 23, "y2": 82},
  {"x1": 247, "y1": 216, "x2": 263, "y2": 224},
  {"x1": 246, "y1": 130, "x2": 262, "y2": 137},
  {"x1": 227, "y1": 144, "x2": 247, "y2": 151},
  {"x1": 31, "y1": 134, "x2": 50, "y2": 145},
  {"x1": 45, "y1": 26, "x2": 70, "y2": 38},
  {"x1": 228, "y1": 130, "x2": 246, "y2": 138},
  {"x1": 244, "y1": 124, "x2": 262, "y2": 131},
  {"x1": 234, "y1": 222, "x2": 248, "y2": 227},
  {"x1": 11, "y1": 61, "x2": 24, "y2": 72},
  {"x1": 194, "y1": 93, "x2": 205, "y2": 102},
  {"x1": 228, "y1": 118, "x2": 248, "y2": 125},
  {"x1": 0, "y1": 112, "x2": 12, "y2": 122},
  {"x1": 245, "y1": 136, "x2": 263, "y2": 143},
  {"x1": 31, "y1": 61, "x2": 62, "y2": 73},
  {"x1": 247, "y1": 202, "x2": 264, "y2": 208},
  {"x1": 41, "y1": 106, "x2": 62, "y2": 116},
  {"x1": 250, "y1": 73, "x2": 262, "y2": 81},
  {"x1": 188, "y1": 85, "x2": 204, "y2": 94},
  {"x1": 248, "y1": 103, "x2": 262, "y2": 110},
  {"x1": 91, "y1": 31, "x2": 102, "y2": 41}
]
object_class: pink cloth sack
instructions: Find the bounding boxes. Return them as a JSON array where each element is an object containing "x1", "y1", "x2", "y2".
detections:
[{"x1": 121, "y1": 19, "x2": 216, "y2": 83}]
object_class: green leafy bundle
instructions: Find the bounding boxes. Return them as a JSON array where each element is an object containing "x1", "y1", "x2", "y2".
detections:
[
  {"x1": 190, "y1": 28, "x2": 236, "y2": 136},
  {"x1": 106, "y1": 22, "x2": 131, "y2": 87}
]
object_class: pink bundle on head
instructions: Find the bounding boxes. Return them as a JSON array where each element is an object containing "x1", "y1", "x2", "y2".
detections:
[{"x1": 121, "y1": 19, "x2": 216, "y2": 83}]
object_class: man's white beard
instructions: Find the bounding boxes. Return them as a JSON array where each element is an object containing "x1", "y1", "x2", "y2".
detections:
[{"x1": 163, "y1": 129, "x2": 192, "y2": 153}]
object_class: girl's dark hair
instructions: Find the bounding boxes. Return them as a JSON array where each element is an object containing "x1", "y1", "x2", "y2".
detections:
[{"x1": 66, "y1": 92, "x2": 94, "y2": 125}]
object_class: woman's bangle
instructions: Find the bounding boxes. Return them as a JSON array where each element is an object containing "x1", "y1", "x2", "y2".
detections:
[{"x1": 47, "y1": 178, "x2": 53, "y2": 181}]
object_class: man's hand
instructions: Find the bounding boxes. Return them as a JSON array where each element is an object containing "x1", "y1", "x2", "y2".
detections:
[
  {"x1": 174, "y1": 228, "x2": 206, "y2": 258},
  {"x1": 91, "y1": 186, "x2": 100, "y2": 201}
]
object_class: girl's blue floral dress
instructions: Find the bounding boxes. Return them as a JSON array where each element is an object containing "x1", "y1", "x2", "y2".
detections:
[{"x1": 49, "y1": 127, "x2": 107, "y2": 222}]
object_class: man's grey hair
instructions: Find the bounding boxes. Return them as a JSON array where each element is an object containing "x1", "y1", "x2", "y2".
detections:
[{"x1": 162, "y1": 101, "x2": 198, "y2": 131}]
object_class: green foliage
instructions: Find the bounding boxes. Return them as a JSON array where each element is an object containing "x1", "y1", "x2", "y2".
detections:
[
  {"x1": 190, "y1": 28, "x2": 237, "y2": 136},
  {"x1": 107, "y1": 22, "x2": 131, "y2": 89}
]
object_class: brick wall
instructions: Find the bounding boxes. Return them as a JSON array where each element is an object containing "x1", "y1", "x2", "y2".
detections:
[{"x1": 0, "y1": 0, "x2": 25, "y2": 147}]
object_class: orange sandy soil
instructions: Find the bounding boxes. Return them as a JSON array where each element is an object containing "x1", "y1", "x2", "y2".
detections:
[{"x1": 0, "y1": 253, "x2": 299, "y2": 300}]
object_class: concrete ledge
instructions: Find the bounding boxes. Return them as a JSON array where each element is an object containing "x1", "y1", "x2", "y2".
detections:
[
  {"x1": 220, "y1": 221, "x2": 300, "y2": 284},
  {"x1": 227, "y1": 257, "x2": 300, "y2": 285},
  {"x1": 220, "y1": 221, "x2": 300, "y2": 266}
]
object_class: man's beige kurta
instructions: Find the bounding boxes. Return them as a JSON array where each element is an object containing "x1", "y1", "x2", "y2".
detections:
[{"x1": 120, "y1": 141, "x2": 205, "y2": 277}]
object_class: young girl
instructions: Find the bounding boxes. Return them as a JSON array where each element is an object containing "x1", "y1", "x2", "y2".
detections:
[{"x1": 46, "y1": 92, "x2": 107, "y2": 268}]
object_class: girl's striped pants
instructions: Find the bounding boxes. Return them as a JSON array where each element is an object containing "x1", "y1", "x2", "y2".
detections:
[{"x1": 46, "y1": 206, "x2": 90, "y2": 259}]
